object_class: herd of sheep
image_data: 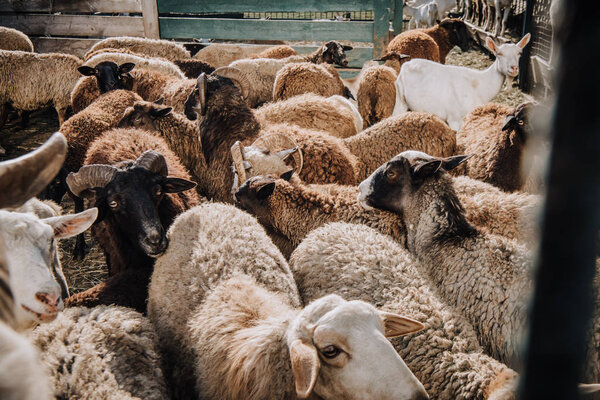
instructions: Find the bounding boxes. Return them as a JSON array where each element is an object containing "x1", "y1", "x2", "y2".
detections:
[{"x1": 0, "y1": 13, "x2": 598, "y2": 400}]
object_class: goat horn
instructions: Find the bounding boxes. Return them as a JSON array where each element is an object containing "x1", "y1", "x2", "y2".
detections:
[
  {"x1": 0, "y1": 132, "x2": 67, "y2": 209},
  {"x1": 211, "y1": 67, "x2": 250, "y2": 101},
  {"x1": 133, "y1": 150, "x2": 168, "y2": 176},
  {"x1": 66, "y1": 165, "x2": 118, "y2": 197}
]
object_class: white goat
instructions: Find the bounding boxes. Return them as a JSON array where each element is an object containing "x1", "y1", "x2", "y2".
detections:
[
  {"x1": 404, "y1": 1, "x2": 439, "y2": 28},
  {"x1": 393, "y1": 33, "x2": 530, "y2": 130},
  {"x1": 0, "y1": 207, "x2": 97, "y2": 329},
  {"x1": 485, "y1": 0, "x2": 512, "y2": 36}
]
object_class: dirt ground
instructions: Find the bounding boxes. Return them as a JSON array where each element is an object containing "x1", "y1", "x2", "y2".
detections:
[{"x1": 0, "y1": 46, "x2": 533, "y2": 295}]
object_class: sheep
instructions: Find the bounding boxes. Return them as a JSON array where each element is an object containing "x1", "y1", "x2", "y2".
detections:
[
  {"x1": 273, "y1": 62, "x2": 348, "y2": 102},
  {"x1": 172, "y1": 59, "x2": 215, "y2": 79},
  {"x1": 357, "y1": 64, "x2": 398, "y2": 128},
  {"x1": 64, "y1": 131, "x2": 198, "y2": 312},
  {"x1": 404, "y1": 1, "x2": 439, "y2": 29},
  {"x1": 249, "y1": 44, "x2": 299, "y2": 59},
  {"x1": 379, "y1": 30, "x2": 439, "y2": 73},
  {"x1": 30, "y1": 305, "x2": 169, "y2": 400},
  {"x1": 70, "y1": 61, "x2": 135, "y2": 113},
  {"x1": 457, "y1": 102, "x2": 534, "y2": 192},
  {"x1": 0, "y1": 205, "x2": 98, "y2": 330},
  {"x1": 86, "y1": 36, "x2": 190, "y2": 62},
  {"x1": 393, "y1": 34, "x2": 531, "y2": 130},
  {"x1": 147, "y1": 203, "x2": 427, "y2": 399},
  {"x1": 0, "y1": 27, "x2": 33, "y2": 52},
  {"x1": 84, "y1": 51, "x2": 186, "y2": 79},
  {"x1": 290, "y1": 222, "x2": 520, "y2": 399},
  {"x1": 420, "y1": 18, "x2": 471, "y2": 63},
  {"x1": 357, "y1": 150, "x2": 577, "y2": 373},
  {"x1": 0, "y1": 50, "x2": 82, "y2": 126},
  {"x1": 254, "y1": 93, "x2": 362, "y2": 139}
]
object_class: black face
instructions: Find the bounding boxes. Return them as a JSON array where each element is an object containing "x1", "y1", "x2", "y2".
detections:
[
  {"x1": 77, "y1": 61, "x2": 135, "y2": 93},
  {"x1": 444, "y1": 19, "x2": 470, "y2": 51},
  {"x1": 322, "y1": 41, "x2": 353, "y2": 67},
  {"x1": 359, "y1": 159, "x2": 411, "y2": 215},
  {"x1": 502, "y1": 103, "x2": 533, "y2": 140},
  {"x1": 117, "y1": 102, "x2": 172, "y2": 131}
]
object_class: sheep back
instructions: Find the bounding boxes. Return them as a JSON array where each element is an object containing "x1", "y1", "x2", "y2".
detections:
[
  {"x1": 357, "y1": 65, "x2": 398, "y2": 128},
  {"x1": 250, "y1": 45, "x2": 299, "y2": 59},
  {"x1": 30, "y1": 306, "x2": 169, "y2": 400},
  {"x1": 85, "y1": 52, "x2": 185, "y2": 79},
  {"x1": 87, "y1": 37, "x2": 190, "y2": 62},
  {"x1": 229, "y1": 58, "x2": 286, "y2": 107},
  {"x1": 273, "y1": 62, "x2": 345, "y2": 101},
  {"x1": 193, "y1": 43, "x2": 264, "y2": 67},
  {"x1": 385, "y1": 30, "x2": 440, "y2": 73},
  {"x1": 0, "y1": 27, "x2": 33, "y2": 52}
]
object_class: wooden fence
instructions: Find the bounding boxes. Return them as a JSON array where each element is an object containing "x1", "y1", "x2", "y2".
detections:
[{"x1": 0, "y1": 0, "x2": 403, "y2": 76}]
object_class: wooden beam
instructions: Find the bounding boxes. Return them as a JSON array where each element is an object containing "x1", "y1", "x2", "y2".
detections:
[
  {"x1": 30, "y1": 37, "x2": 100, "y2": 58},
  {"x1": 157, "y1": 0, "x2": 374, "y2": 14},
  {"x1": 142, "y1": 0, "x2": 160, "y2": 39},
  {"x1": 372, "y1": 0, "x2": 392, "y2": 58},
  {"x1": 159, "y1": 18, "x2": 373, "y2": 42},
  {"x1": 0, "y1": 14, "x2": 145, "y2": 38},
  {"x1": 392, "y1": 0, "x2": 403, "y2": 36},
  {"x1": 0, "y1": 0, "x2": 142, "y2": 13}
]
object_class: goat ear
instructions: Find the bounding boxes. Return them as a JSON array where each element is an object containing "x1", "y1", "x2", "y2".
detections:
[
  {"x1": 255, "y1": 182, "x2": 276, "y2": 201},
  {"x1": 77, "y1": 66, "x2": 96, "y2": 76},
  {"x1": 517, "y1": 33, "x2": 531, "y2": 49},
  {"x1": 290, "y1": 339, "x2": 320, "y2": 399},
  {"x1": 280, "y1": 169, "x2": 294, "y2": 181},
  {"x1": 150, "y1": 106, "x2": 172, "y2": 119},
  {"x1": 486, "y1": 37, "x2": 498, "y2": 54},
  {"x1": 42, "y1": 208, "x2": 98, "y2": 239},
  {"x1": 118, "y1": 62, "x2": 135, "y2": 74},
  {"x1": 379, "y1": 311, "x2": 424, "y2": 338},
  {"x1": 162, "y1": 177, "x2": 197, "y2": 193},
  {"x1": 411, "y1": 160, "x2": 442, "y2": 182},
  {"x1": 441, "y1": 154, "x2": 472, "y2": 171}
]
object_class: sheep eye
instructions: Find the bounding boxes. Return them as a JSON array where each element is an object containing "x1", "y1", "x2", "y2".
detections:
[
  {"x1": 134, "y1": 115, "x2": 142, "y2": 122},
  {"x1": 518, "y1": 120, "x2": 525, "y2": 126},
  {"x1": 386, "y1": 169, "x2": 398, "y2": 179},
  {"x1": 321, "y1": 345, "x2": 341, "y2": 359},
  {"x1": 109, "y1": 200, "x2": 118, "y2": 208},
  {"x1": 155, "y1": 186, "x2": 162, "y2": 196}
]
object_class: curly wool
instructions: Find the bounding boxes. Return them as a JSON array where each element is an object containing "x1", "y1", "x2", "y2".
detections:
[
  {"x1": 419, "y1": 19, "x2": 465, "y2": 63},
  {"x1": 0, "y1": 27, "x2": 33, "y2": 52},
  {"x1": 0, "y1": 51, "x2": 82, "y2": 124},
  {"x1": 457, "y1": 103, "x2": 527, "y2": 192},
  {"x1": 290, "y1": 222, "x2": 518, "y2": 400},
  {"x1": 273, "y1": 62, "x2": 345, "y2": 101},
  {"x1": 148, "y1": 203, "x2": 300, "y2": 399},
  {"x1": 193, "y1": 43, "x2": 267, "y2": 67},
  {"x1": 129, "y1": 68, "x2": 196, "y2": 113},
  {"x1": 384, "y1": 30, "x2": 440, "y2": 73},
  {"x1": 173, "y1": 59, "x2": 215, "y2": 79},
  {"x1": 228, "y1": 57, "x2": 288, "y2": 107},
  {"x1": 62, "y1": 89, "x2": 142, "y2": 171},
  {"x1": 254, "y1": 93, "x2": 359, "y2": 138},
  {"x1": 30, "y1": 306, "x2": 169, "y2": 400},
  {"x1": 250, "y1": 45, "x2": 299, "y2": 59},
  {"x1": 357, "y1": 65, "x2": 397, "y2": 128},
  {"x1": 344, "y1": 112, "x2": 457, "y2": 180},
  {"x1": 85, "y1": 52, "x2": 185, "y2": 79},
  {"x1": 86, "y1": 37, "x2": 190, "y2": 62}
]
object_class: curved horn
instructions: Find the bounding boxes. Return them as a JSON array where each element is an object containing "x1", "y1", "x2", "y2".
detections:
[
  {"x1": 211, "y1": 67, "x2": 250, "y2": 101},
  {"x1": 0, "y1": 132, "x2": 67, "y2": 209},
  {"x1": 133, "y1": 150, "x2": 168, "y2": 176},
  {"x1": 66, "y1": 165, "x2": 118, "y2": 197}
]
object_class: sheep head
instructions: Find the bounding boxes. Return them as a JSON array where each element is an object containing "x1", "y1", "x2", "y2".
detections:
[
  {"x1": 78, "y1": 61, "x2": 135, "y2": 93},
  {"x1": 320, "y1": 41, "x2": 353, "y2": 67},
  {"x1": 439, "y1": 18, "x2": 470, "y2": 51},
  {"x1": 118, "y1": 100, "x2": 172, "y2": 132}
]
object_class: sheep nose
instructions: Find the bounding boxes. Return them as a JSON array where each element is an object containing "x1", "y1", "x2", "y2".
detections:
[
  {"x1": 35, "y1": 292, "x2": 60, "y2": 308},
  {"x1": 146, "y1": 232, "x2": 163, "y2": 247}
]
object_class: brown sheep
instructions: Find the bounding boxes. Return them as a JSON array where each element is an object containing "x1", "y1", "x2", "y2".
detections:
[
  {"x1": 249, "y1": 45, "x2": 299, "y2": 59},
  {"x1": 380, "y1": 30, "x2": 440, "y2": 73},
  {"x1": 273, "y1": 62, "x2": 346, "y2": 101},
  {"x1": 173, "y1": 59, "x2": 215, "y2": 79},
  {"x1": 357, "y1": 64, "x2": 398, "y2": 128},
  {"x1": 0, "y1": 27, "x2": 33, "y2": 52},
  {"x1": 419, "y1": 19, "x2": 471, "y2": 63},
  {"x1": 86, "y1": 37, "x2": 190, "y2": 62}
]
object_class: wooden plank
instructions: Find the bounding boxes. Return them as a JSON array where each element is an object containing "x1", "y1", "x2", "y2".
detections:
[
  {"x1": 30, "y1": 37, "x2": 99, "y2": 58},
  {"x1": 372, "y1": 0, "x2": 392, "y2": 58},
  {"x1": 337, "y1": 68, "x2": 360, "y2": 79},
  {"x1": 157, "y1": 0, "x2": 375, "y2": 14},
  {"x1": 159, "y1": 18, "x2": 373, "y2": 42},
  {"x1": 0, "y1": 0, "x2": 142, "y2": 13},
  {"x1": 142, "y1": 0, "x2": 160, "y2": 39},
  {"x1": 392, "y1": 0, "x2": 403, "y2": 36},
  {"x1": 0, "y1": 14, "x2": 145, "y2": 37}
]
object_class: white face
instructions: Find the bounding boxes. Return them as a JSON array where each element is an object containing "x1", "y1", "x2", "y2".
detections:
[
  {"x1": 489, "y1": 34, "x2": 531, "y2": 78},
  {"x1": 288, "y1": 295, "x2": 427, "y2": 400},
  {"x1": 0, "y1": 208, "x2": 97, "y2": 328}
]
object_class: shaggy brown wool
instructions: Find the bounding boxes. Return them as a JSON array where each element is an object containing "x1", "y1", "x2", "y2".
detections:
[
  {"x1": 384, "y1": 30, "x2": 440, "y2": 73},
  {"x1": 357, "y1": 65, "x2": 397, "y2": 128},
  {"x1": 250, "y1": 45, "x2": 299, "y2": 59},
  {"x1": 273, "y1": 62, "x2": 345, "y2": 101},
  {"x1": 173, "y1": 59, "x2": 215, "y2": 79},
  {"x1": 86, "y1": 36, "x2": 190, "y2": 62},
  {"x1": 129, "y1": 68, "x2": 197, "y2": 114},
  {"x1": 419, "y1": 19, "x2": 469, "y2": 63},
  {"x1": 0, "y1": 27, "x2": 33, "y2": 52}
]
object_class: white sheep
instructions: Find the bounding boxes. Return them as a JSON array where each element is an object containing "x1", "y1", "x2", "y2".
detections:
[
  {"x1": 290, "y1": 222, "x2": 520, "y2": 399},
  {"x1": 148, "y1": 203, "x2": 428, "y2": 399},
  {"x1": 0, "y1": 206, "x2": 97, "y2": 329},
  {"x1": 393, "y1": 34, "x2": 531, "y2": 130},
  {"x1": 404, "y1": 1, "x2": 439, "y2": 29}
]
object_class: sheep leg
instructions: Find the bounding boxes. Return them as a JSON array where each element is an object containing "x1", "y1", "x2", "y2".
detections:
[
  {"x1": 0, "y1": 103, "x2": 8, "y2": 131},
  {"x1": 19, "y1": 111, "x2": 30, "y2": 129},
  {"x1": 71, "y1": 192, "x2": 89, "y2": 260},
  {"x1": 56, "y1": 107, "x2": 68, "y2": 127}
]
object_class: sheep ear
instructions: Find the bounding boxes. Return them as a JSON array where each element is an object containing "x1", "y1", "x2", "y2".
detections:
[
  {"x1": 517, "y1": 33, "x2": 531, "y2": 49},
  {"x1": 255, "y1": 181, "x2": 276, "y2": 201},
  {"x1": 280, "y1": 169, "x2": 294, "y2": 181},
  {"x1": 343, "y1": 87, "x2": 355, "y2": 100},
  {"x1": 486, "y1": 37, "x2": 498, "y2": 54},
  {"x1": 411, "y1": 160, "x2": 442, "y2": 181},
  {"x1": 41, "y1": 208, "x2": 98, "y2": 239},
  {"x1": 77, "y1": 66, "x2": 96, "y2": 76},
  {"x1": 243, "y1": 160, "x2": 252, "y2": 170},
  {"x1": 276, "y1": 147, "x2": 297, "y2": 161},
  {"x1": 290, "y1": 339, "x2": 320, "y2": 399},
  {"x1": 379, "y1": 311, "x2": 424, "y2": 338},
  {"x1": 343, "y1": 45, "x2": 353, "y2": 51},
  {"x1": 118, "y1": 62, "x2": 135, "y2": 74},
  {"x1": 502, "y1": 115, "x2": 516, "y2": 131},
  {"x1": 154, "y1": 98, "x2": 164, "y2": 105},
  {"x1": 162, "y1": 177, "x2": 197, "y2": 193},
  {"x1": 150, "y1": 106, "x2": 172, "y2": 119},
  {"x1": 441, "y1": 154, "x2": 472, "y2": 171}
]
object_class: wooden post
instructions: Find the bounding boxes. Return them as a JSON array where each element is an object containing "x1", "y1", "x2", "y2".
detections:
[
  {"x1": 392, "y1": 0, "x2": 403, "y2": 37},
  {"x1": 519, "y1": 0, "x2": 534, "y2": 90},
  {"x1": 142, "y1": 0, "x2": 160, "y2": 39},
  {"x1": 372, "y1": 0, "x2": 392, "y2": 58}
]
